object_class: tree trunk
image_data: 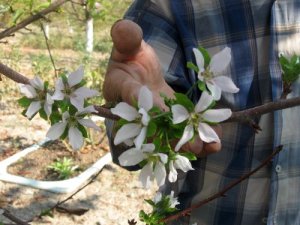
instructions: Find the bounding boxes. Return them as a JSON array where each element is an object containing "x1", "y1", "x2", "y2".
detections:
[{"x1": 86, "y1": 17, "x2": 93, "y2": 53}]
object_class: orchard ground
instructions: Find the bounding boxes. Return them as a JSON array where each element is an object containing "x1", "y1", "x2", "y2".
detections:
[{"x1": 0, "y1": 79, "x2": 156, "y2": 225}]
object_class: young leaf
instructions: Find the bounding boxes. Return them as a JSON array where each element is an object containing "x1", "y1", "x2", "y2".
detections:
[
  {"x1": 18, "y1": 96, "x2": 31, "y2": 107},
  {"x1": 198, "y1": 46, "x2": 211, "y2": 68},
  {"x1": 174, "y1": 93, "x2": 194, "y2": 112}
]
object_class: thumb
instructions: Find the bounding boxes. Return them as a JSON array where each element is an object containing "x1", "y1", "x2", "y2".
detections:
[{"x1": 110, "y1": 19, "x2": 143, "y2": 62}]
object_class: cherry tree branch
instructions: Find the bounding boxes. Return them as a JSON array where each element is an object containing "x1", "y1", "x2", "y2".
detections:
[
  {"x1": 0, "y1": 62, "x2": 30, "y2": 84},
  {"x1": 1, "y1": 62, "x2": 300, "y2": 122},
  {"x1": 161, "y1": 145, "x2": 283, "y2": 223},
  {"x1": 0, "y1": 0, "x2": 69, "y2": 40}
]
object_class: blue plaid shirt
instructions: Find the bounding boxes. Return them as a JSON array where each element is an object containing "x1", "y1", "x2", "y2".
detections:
[{"x1": 107, "y1": 0, "x2": 300, "y2": 224}]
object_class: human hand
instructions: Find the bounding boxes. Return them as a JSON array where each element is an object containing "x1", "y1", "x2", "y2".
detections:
[
  {"x1": 103, "y1": 19, "x2": 221, "y2": 156},
  {"x1": 103, "y1": 19, "x2": 174, "y2": 110}
]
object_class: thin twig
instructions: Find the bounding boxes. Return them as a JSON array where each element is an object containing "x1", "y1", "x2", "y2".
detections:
[
  {"x1": 40, "y1": 21, "x2": 58, "y2": 78},
  {"x1": 0, "y1": 0, "x2": 69, "y2": 40},
  {"x1": 27, "y1": 165, "x2": 105, "y2": 223},
  {"x1": 161, "y1": 145, "x2": 283, "y2": 223}
]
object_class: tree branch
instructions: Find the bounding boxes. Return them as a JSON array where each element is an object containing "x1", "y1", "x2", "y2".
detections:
[
  {"x1": 0, "y1": 62, "x2": 29, "y2": 84},
  {"x1": 161, "y1": 145, "x2": 283, "y2": 223},
  {"x1": 0, "y1": 0, "x2": 69, "y2": 40},
  {"x1": 1, "y1": 62, "x2": 300, "y2": 122},
  {"x1": 40, "y1": 21, "x2": 58, "y2": 78}
]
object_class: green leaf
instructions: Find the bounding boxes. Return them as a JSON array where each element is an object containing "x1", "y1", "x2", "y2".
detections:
[
  {"x1": 179, "y1": 152, "x2": 197, "y2": 161},
  {"x1": 77, "y1": 124, "x2": 88, "y2": 138},
  {"x1": 39, "y1": 108, "x2": 48, "y2": 120},
  {"x1": 39, "y1": 208, "x2": 54, "y2": 218},
  {"x1": 58, "y1": 100, "x2": 69, "y2": 112},
  {"x1": 197, "y1": 80, "x2": 207, "y2": 92},
  {"x1": 49, "y1": 111, "x2": 61, "y2": 125},
  {"x1": 147, "y1": 121, "x2": 157, "y2": 138},
  {"x1": 12, "y1": 9, "x2": 23, "y2": 24},
  {"x1": 18, "y1": 96, "x2": 31, "y2": 107},
  {"x1": 174, "y1": 93, "x2": 194, "y2": 112},
  {"x1": 187, "y1": 61, "x2": 199, "y2": 73},
  {"x1": 69, "y1": 104, "x2": 78, "y2": 115},
  {"x1": 198, "y1": 46, "x2": 211, "y2": 68}
]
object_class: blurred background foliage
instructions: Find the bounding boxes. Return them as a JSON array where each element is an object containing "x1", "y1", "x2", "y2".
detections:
[{"x1": 0, "y1": 0, "x2": 132, "y2": 105}]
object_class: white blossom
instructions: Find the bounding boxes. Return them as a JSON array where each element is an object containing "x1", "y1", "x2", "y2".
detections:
[
  {"x1": 152, "y1": 191, "x2": 179, "y2": 209},
  {"x1": 19, "y1": 76, "x2": 53, "y2": 118},
  {"x1": 171, "y1": 91, "x2": 232, "y2": 151},
  {"x1": 111, "y1": 86, "x2": 153, "y2": 149},
  {"x1": 52, "y1": 66, "x2": 99, "y2": 110},
  {"x1": 118, "y1": 143, "x2": 167, "y2": 188},
  {"x1": 168, "y1": 154, "x2": 194, "y2": 183},
  {"x1": 46, "y1": 106, "x2": 100, "y2": 150},
  {"x1": 193, "y1": 47, "x2": 239, "y2": 100}
]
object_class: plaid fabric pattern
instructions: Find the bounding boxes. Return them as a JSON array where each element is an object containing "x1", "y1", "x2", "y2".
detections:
[{"x1": 106, "y1": 0, "x2": 300, "y2": 224}]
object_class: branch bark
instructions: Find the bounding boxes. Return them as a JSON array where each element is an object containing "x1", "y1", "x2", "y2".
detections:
[
  {"x1": 161, "y1": 145, "x2": 283, "y2": 223},
  {"x1": 0, "y1": 0, "x2": 69, "y2": 40}
]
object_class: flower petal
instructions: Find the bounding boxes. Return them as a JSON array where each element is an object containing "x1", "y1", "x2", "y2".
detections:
[
  {"x1": 194, "y1": 91, "x2": 214, "y2": 113},
  {"x1": 111, "y1": 102, "x2": 139, "y2": 121},
  {"x1": 207, "y1": 82, "x2": 222, "y2": 100},
  {"x1": 168, "y1": 161, "x2": 178, "y2": 183},
  {"x1": 139, "y1": 162, "x2": 153, "y2": 189},
  {"x1": 198, "y1": 122, "x2": 220, "y2": 143},
  {"x1": 138, "y1": 86, "x2": 153, "y2": 111},
  {"x1": 19, "y1": 84, "x2": 37, "y2": 98},
  {"x1": 46, "y1": 122, "x2": 67, "y2": 140},
  {"x1": 134, "y1": 126, "x2": 147, "y2": 149},
  {"x1": 70, "y1": 96, "x2": 84, "y2": 110},
  {"x1": 212, "y1": 76, "x2": 239, "y2": 93},
  {"x1": 68, "y1": 66, "x2": 84, "y2": 87},
  {"x1": 114, "y1": 123, "x2": 141, "y2": 145},
  {"x1": 175, "y1": 124, "x2": 194, "y2": 151},
  {"x1": 55, "y1": 78, "x2": 64, "y2": 91},
  {"x1": 154, "y1": 161, "x2": 166, "y2": 187},
  {"x1": 158, "y1": 153, "x2": 168, "y2": 164},
  {"x1": 210, "y1": 47, "x2": 231, "y2": 74},
  {"x1": 118, "y1": 148, "x2": 144, "y2": 166},
  {"x1": 169, "y1": 191, "x2": 180, "y2": 208},
  {"x1": 174, "y1": 155, "x2": 194, "y2": 172},
  {"x1": 30, "y1": 76, "x2": 44, "y2": 90},
  {"x1": 202, "y1": 109, "x2": 232, "y2": 123},
  {"x1": 52, "y1": 90, "x2": 65, "y2": 101},
  {"x1": 153, "y1": 192, "x2": 162, "y2": 204},
  {"x1": 171, "y1": 104, "x2": 190, "y2": 124},
  {"x1": 76, "y1": 105, "x2": 97, "y2": 115},
  {"x1": 68, "y1": 126, "x2": 84, "y2": 150},
  {"x1": 141, "y1": 143, "x2": 156, "y2": 153},
  {"x1": 25, "y1": 101, "x2": 41, "y2": 118},
  {"x1": 193, "y1": 48, "x2": 205, "y2": 71},
  {"x1": 139, "y1": 108, "x2": 150, "y2": 126},
  {"x1": 78, "y1": 118, "x2": 101, "y2": 131},
  {"x1": 73, "y1": 87, "x2": 99, "y2": 98}
]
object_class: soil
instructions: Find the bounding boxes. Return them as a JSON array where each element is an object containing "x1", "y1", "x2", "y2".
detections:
[
  {"x1": 6, "y1": 139, "x2": 109, "y2": 181},
  {"x1": 0, "y1": 95, "x2": 157, "y2": 225}
]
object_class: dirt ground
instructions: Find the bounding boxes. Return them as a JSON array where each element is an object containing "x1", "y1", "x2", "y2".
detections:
[{"x1": 0, "y1": 97, "x2": 157, "y2": 225}]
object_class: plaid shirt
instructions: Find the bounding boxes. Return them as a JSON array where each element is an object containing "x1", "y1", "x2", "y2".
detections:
[{"x1": 106, "y1": 0, "x2": 300, "y2": 224}]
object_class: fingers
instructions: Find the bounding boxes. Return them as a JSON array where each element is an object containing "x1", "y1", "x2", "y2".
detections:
[
  {"x1": 111, "y1": 19, "x2": 143, "y2": 62},
  {"x1": 182, "y1": 125, "x2": 222, "y2": 157}
]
